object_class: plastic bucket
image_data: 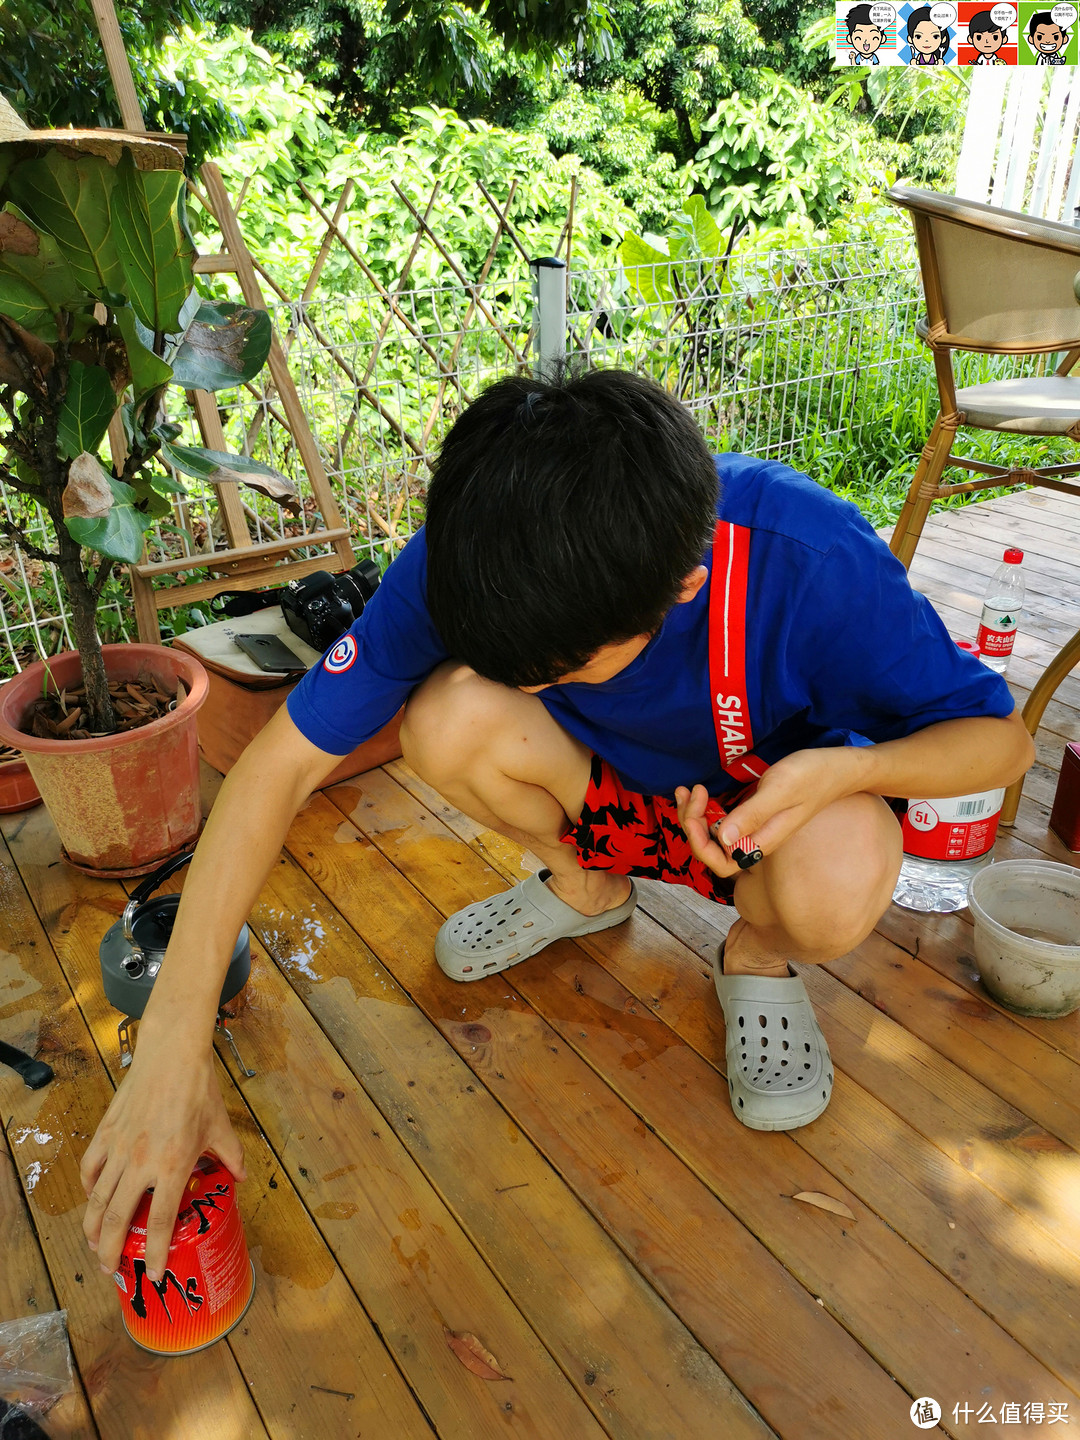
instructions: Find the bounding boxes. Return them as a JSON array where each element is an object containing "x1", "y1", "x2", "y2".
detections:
[{"x1": 967, "y1": 860, "x2": 1080, "y2": 1017}]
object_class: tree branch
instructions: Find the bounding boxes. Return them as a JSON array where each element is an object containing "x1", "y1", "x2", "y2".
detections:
[
  {"x1": 0, "y1": 519, "x2": 61, "y2": 565},
  {"x1": 91, "y1": 556, "x2": 116, "y2": 599},
  {"x1": 0, "y1": 463, "x2": 44, "y2": 498}
]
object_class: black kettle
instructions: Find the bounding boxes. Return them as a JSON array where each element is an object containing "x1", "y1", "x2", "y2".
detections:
[{"x1": 99, "y1": 851, "x2": 251, "y2": 1023}]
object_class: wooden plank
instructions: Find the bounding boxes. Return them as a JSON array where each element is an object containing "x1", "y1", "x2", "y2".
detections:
[
  {"x1": 143, "y1": 552, "x2": 349, "y2": 609},
  {"x1": 132, "y1": 528, "x2": 348, "y2": 579},
  {"x1": 825, "y1": 930, "x2": 1080, "y2": 1146},
  {"x1": 330, "y1": 768, "x2": 1080, "y2": 1418},
  {"x1": 901, "y1": 501, "x2": 1080, "y2": 584},
  {"x1": 909, "y1": 548, "x2": 1080, "y2": 630},
  {"x1": 0, "y1": 1143, "x2": 101, "y2": 1440},
  {"x1": 243, "y1": 847, "x2": 770, "y2": 1440},
  {"x1": 938, "y1": 502, "x2": 1080, "y2": 569},
  {"x1": 0, "y1": 819, "x2": 271, "y2": 1440},
  {"x1": 187, "y1": 389, "x2": 257, "y2": 551},
  {"x1": 89, "y1": 0, "x2": 144, "y2": 133},
  {"x1": 197, "y1": 164, "x2": 355, "y2": 574},
  {"x1": 903, "y1": 534, "x2": 1080, "y2": 625},
  {"x1": 381, "y1": 760, "x2": 1080, "y2": 1400},
  {"x1": 2, "y1": 807, "x2": 433, "y2": 1440},
  {"x1": 284, "y1": 791, "x2": 916, "y2": 1440},
  {"x1": 135, "y1": 874, "x2": 617, "y2": 1440}
]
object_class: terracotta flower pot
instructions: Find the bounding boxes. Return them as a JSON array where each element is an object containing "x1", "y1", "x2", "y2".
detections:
[
  {"x1": 0, "y1": 752, "x2": 42, "y2": 814},
  {"x1": 0, "y1": 644, "x2": 209, "y2": 875}
]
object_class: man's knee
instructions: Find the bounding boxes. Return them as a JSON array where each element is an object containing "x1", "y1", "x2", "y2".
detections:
[
  {"x1": 401, "y1": 662, "x2": 509, "y2": 788},
  {"x1": 764, "y1": 792, "x2": 902, "y2": 959}
]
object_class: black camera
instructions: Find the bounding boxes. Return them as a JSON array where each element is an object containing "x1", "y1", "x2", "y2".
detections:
[{"x1": 280, "y1": 559, "x2": 381, "y2": 653}]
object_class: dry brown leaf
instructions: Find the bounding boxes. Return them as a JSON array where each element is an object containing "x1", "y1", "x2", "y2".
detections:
[
  {"x1": 0, "y1": 315, "x2": 55, "y2": 386},
  {"x1": 62, "y1": 453, "x2": 113, "y2": 519},
  {"x1": 55, "y1": 707, "x2": 82, "y2": 735},
  {"x1": 791, "y1": 1191, "x2": 856, "y2": 1221},
  {"x1": 0, "y1": 212, "x2": 39, "y2": 256},
  {"x1": 442, "y1": 1327, "x2": 513, "y2": 1381},
  {"x1": 175, "y1": 679, "x2": 187, "y2": 706}
]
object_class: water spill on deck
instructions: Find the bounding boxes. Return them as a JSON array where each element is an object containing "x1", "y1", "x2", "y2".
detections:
[{"x1": 0, "y1": 948, "x2": 42, "y2": 1005}]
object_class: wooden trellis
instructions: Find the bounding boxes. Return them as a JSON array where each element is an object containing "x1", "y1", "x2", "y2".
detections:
[{"x1": 91, "y1": 0, "x2": 577, "y2": 638}]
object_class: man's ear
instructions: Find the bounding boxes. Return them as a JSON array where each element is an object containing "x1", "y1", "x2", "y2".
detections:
[{"x1": 675, "y1": 565, "x2": 709, "y2": 604}]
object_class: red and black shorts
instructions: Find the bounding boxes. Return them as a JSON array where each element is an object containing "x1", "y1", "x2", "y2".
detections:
[{"x1": 559, "y1": 753, "x2": 755, "y2": 905}]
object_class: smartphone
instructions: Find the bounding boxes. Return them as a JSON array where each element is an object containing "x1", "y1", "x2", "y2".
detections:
[{"x1": 233, "y1": 632, "x2": 307, "y2": 673}]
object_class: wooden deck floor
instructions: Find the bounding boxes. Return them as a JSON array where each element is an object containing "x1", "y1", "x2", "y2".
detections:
[{"x1": 3, "y1": 487, "x2": 1080, "y2": 1440}]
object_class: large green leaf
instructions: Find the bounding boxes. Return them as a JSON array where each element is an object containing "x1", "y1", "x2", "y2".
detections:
[
  {"x1": 682, "y1": 195, "x2": 726, "y2": 260},
  {"x1": 7, "y1": 151, "x2": 123, "y2": 299},
  {"x1": 113, "y1": 304, "x2": 173, "y2": 406},
  {"x1": 111, "y1": 149, "x2": 194, "y2": 334},
  {"x1": 160, "y1": 441, "x2": 300, "y2": 513},
  {"x1": 618, "y1": 233, "x2": 673, "y2": 306},
  {"x1": 170, "y1": 302, "x2": 272, "y2": 392},
  {"x1": 64, "y1": 461, "x2": 152, "y2": 564},
  {"x1": 0, "y1": 213, "x2": 86, "y2": 341},
  {"x1": 57, "y1": 361, "x2": 116, "y2": 460}
]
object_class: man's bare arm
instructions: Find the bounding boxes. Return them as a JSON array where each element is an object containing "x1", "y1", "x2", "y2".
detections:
[{"x1": 80, "y1": 704, "x2": 348, "y2": 1279}]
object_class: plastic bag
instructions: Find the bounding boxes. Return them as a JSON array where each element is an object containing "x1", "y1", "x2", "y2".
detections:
[{"x1": 0, "y1": 1311, "x2": 73, "y2": 1437}]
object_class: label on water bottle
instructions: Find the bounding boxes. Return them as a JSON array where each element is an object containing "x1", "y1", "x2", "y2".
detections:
[
  {"x1": 977, "y1": 602, "x2": 1019, "y2": 659},
  {"x1": 901, "y1": 789, "x2": 1005, "y2": 861}
]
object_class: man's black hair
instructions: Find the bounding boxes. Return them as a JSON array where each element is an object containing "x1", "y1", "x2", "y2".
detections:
[
  {"x1": 424, "y1": 367, "x2": 720, "y2": 689},
  {"x1": 846, "y1": 4, "x2": 879, "y2": 35},
  {"x1": 968, "y1": 9, "x2": 1004, "y2": 38},
  {"x1": 1028, "y1": 10, "x2": 1057, "y2": 34}
]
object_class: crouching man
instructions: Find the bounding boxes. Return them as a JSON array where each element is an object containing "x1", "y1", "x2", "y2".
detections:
[{"x1": 80, "y1": 368, "x2": 1033, "y2": 1284}]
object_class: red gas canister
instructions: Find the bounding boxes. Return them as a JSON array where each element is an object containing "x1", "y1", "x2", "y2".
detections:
[{"x1": 114, "y1": 1154, "x2": 254, "y2": 1355}]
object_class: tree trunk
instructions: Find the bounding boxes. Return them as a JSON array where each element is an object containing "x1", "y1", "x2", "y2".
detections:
[{"x1": 56, "y1": 532, "x2": 115, "y2": 734}]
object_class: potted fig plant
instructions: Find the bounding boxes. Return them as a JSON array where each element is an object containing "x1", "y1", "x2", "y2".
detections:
[{"x1": 0, "y1": 101, "x2": 301, "y2": 873}]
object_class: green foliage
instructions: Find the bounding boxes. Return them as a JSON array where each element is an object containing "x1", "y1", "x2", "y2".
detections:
[
  {"x1": 8, "y1": 152, "x2": 126, "y2": 297},
  {"x1": 0, "y1": 137, "x2": 296, "y2": 716},
  {"x1": 566, "y1": 0, "x2": 762, "y2": 156},
  {"x1": 56, "y1": 362, "x2": 115, "y2": 460},
  {"x1": 695, "y1": 71, "x2": 881, "y2": 233},
  {"x1": 170, "y1": 302, "x2": 273, "y2": 391},
  {"x1": 64, "y1": 471, "x2": 151, "y2": 565},
  {"x1": 524, "y1": 83, "x2": 693, "y2": 231},
  {"x1": 162, "y1": 31, "x2": 638, "y2": 294},
  {"x1": 218, "y1": 0, "x2": 612, "y2": 126},
  {"x1": 0, "y1": 0, "x2": 246, "y2": 169}
]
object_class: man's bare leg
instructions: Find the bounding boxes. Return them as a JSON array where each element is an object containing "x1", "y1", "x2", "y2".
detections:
[
  {"x1": 403, "y1": 662, "x2": 901, "y2": 957},
  {"x1": 724, "y1": 793, "x2": 903, "y2": 976},
  {"x1": 401, "y1": 662, "x2": 631, "y2": 916}
]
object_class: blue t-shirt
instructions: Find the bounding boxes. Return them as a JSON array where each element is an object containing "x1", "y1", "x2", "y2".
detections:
[{"x1": 287, "y1": 453, "x2": 1014, "y2": 798}]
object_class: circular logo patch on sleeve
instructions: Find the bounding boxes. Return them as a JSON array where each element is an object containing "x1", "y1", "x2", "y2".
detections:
[{"x1": 323, "y1": 634, "x2": 357, "y2": 673}]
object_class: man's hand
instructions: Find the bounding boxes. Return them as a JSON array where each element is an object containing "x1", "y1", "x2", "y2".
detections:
[
  {"x1": 81, "y1": 1036, "x2": 245, "y2": 1281},
  {"x1": 675, "y1": 710, "x2": 1035, "y2": 880},
  {"x1": 676, "y1": 747, "x2": 861, "y2": 877}
]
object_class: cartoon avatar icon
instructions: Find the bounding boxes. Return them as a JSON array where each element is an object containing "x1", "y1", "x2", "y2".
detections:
[
  {"x1": 906, "y1": 5, "x2": 951, "y2": 62},
  {"x1": 846, "y1": 3, "x2": 887, "y2": 61},
  {"x1": 967, "y1": 9, "x2": 1008, "y2": 60},
  {"x1": 1026, "y1": 10, "x2": 1070, "y2": 61}
]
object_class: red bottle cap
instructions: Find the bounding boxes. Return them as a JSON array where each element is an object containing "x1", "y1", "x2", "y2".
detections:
[
  {"x1": 955, "y1": 639, "x2": 981, "y2": 656},
  {"x1": 1004, "y1": 548, "x2": 1023, "y2": 564}
]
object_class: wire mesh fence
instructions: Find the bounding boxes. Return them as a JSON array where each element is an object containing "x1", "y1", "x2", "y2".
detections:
[{"x1": 568, "y1": 238, "x2": 923, "y2": 465}]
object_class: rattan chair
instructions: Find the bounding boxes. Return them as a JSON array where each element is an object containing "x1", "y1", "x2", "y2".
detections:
[{"x1": 887, "y1": 185, "x2": 1080, "y2": 825}]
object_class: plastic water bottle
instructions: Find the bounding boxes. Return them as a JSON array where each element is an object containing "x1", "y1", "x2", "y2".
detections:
[
  {"x1": 976, "y1": 548, "x2": 1025, "y2": 675},
  {"x1": 891, "y1": 638, "x2": 1005, "y2": 913},
  {"x1": 892, "y1": 788, "x2": 1005, "y2": 912}
]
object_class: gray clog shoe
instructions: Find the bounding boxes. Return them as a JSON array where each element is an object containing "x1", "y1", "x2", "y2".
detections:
[{"x1": 714, "y1": 943, "x2": 834, "y2": 1130}]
